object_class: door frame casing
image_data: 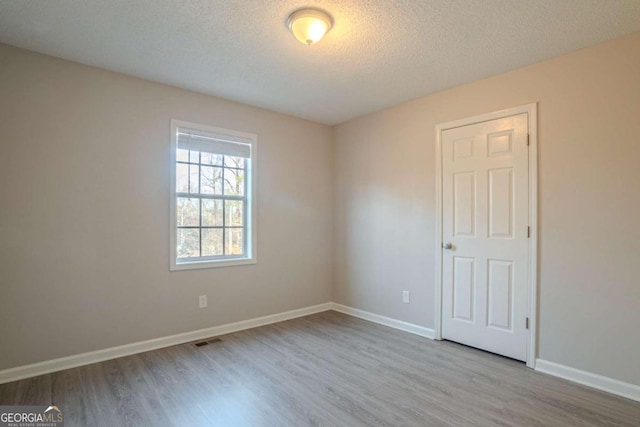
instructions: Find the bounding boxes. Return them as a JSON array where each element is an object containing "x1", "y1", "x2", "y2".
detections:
[{"x1": 434, "y1": 103, "x2": 538, "y2": 368}]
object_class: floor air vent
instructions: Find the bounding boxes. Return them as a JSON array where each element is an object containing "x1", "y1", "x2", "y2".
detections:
[{"x1": 193, "y1": 338, "x2": 222, "y2": 348}]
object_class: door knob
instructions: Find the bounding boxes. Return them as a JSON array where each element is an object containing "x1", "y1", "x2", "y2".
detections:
[{"x1": 442, "y1": 242, "x2": 453, "y2": 250}]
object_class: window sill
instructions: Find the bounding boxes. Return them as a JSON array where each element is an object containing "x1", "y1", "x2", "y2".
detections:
[{"x1": 170, "y1": 257, "x2": 256, "y2": 271}]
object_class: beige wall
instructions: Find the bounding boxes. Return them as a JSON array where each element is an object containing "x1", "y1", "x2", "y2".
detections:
[
  {"x1": 2, "y1": 32, "x2": 639, "y2": 387},
  {"x1": 334, "y1": 32, "x2": 640, "y2": 385},
  {"x1": 0, "y1": 43, "x2": 333, "y2": 370}
]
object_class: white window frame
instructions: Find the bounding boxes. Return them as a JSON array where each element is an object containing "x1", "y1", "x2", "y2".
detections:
[{"x1": 169, "y1": 119, "x2": 257, "y2": 271}]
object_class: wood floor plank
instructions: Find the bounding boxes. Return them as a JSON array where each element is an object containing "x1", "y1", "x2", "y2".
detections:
[{"x1": 1, "y1": 310, "x2": 638, "y2": 426}]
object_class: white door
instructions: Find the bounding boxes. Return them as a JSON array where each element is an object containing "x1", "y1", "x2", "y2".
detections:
[{"x1": 441, "y1": 113, "x2": 529, "y2": 361}]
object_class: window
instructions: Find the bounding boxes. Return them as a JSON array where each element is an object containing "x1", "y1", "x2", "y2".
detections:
[{"x1": 170, "y1": 120, "x2": 256, "y2": 270}]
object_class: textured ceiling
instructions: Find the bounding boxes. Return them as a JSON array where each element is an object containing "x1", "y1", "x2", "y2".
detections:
[{"x1": 0, "y1": 1, "x2": 639, "y2": 125}]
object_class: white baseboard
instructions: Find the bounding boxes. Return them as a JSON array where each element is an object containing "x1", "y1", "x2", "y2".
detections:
[
  {"x1": 330, "y1": 303, "x2": 435, "y2": 339},
  {"x1": 9, "y1": 302, "x2": 637, "y2": 404},
  {"x1": 0, "y1": 302, "x2": 333, "y2": 385},
  {"x1": 0, "y1": 302, "x2": 435, "y2": 384},
  {"x1": 535, "y1": 359, "x2": 640, "y2": 402}
]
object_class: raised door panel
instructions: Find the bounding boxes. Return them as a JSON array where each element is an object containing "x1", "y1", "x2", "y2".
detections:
[
  {"x1": 487, "y1": 259, "x2": 513, "y2": 330},
  {"x1": 487, "y1": 130, "x2": 513, "y2": 158},
  {"x1": 453, "y1": 137, "x2": 474, "y2": 160},
  {"x1": 453, "y1": 172, "x2": 476, "y2": 237},
  {"x1": 453, "y1": 257, "x2": 475, "y2": 322},
  {"x1": 488, "y1": 168, "x2": 513, "y2": 239}
]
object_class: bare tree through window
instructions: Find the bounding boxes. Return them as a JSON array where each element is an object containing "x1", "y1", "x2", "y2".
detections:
[{"x1": 176, "y1": 149, "x2": 247, "y2": 260}]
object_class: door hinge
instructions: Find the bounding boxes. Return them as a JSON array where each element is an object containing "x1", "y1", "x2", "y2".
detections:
[
  {"x1": 527, "y1": 134, "x2": 530, "y2": 146},
  {"x1": 527, "y1": 226, "x2": 531, "y2": 238},
  {"x1": 526, "y1": 317, "x2": 530, "y2": 330}
]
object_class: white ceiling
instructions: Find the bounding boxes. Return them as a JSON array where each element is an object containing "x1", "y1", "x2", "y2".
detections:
[{"x1": 1, "y1": 1, "x2": 639, "y2": 125}]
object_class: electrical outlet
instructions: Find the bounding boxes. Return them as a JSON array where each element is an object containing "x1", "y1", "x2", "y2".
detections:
[
  {"x1": 199, "y1": 295, "x2": 207, "y2": 308},
  {"x1": 402, "y1": 290, "x2": 410, "y2": 304}
]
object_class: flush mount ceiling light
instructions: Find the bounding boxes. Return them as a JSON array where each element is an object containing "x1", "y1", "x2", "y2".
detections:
[{"x1": 287, "y1": 8, "x2": 333, "y2": 45}]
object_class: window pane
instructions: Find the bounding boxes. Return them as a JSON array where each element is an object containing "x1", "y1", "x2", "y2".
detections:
[
  {"x1": 225, "y1": 200, "x2": 243, "y2": 227},
  {"x1": 201, "y1": 166, "x2": 222, "y2": 195},
  {"x1": 189, "y1": 164, "x2": 200, "y2": 193},
  {"x1": 176, "y1": 163, "x2": 189, "y2": 193},
  {"x1": 223, "y1": 168, "x2": 245, "y2": 196},
  {"x1": 177, "y1": 149, "x2": 189, "y2": 162},
  {"x1": 202, "y1": 199, "x2": 223, "y2": 226},
  {"x1": 189, "y1": 150, "x2": 199, "y2": 163},
  {"x1": 201, "y1": 152, "x2": 223, "y2": 166},
  {"x1": 177, "y1": 197, "x2": 199, "y2": 226},
  {"x1": 225, "y1": 228, "x2": 244, "y2": 255},
  {"x1": 224, "y1": 155, "x2": 245, "y2": 169},
  {"x1": 202, "y1": 229, "x2": 223, "y2": 257},
  {"x1": 177, "y1": 228, "x2": 200, "y2": 258},
  {"x1": 173, "y1": 124, "x2": 254, "y2": 267}
]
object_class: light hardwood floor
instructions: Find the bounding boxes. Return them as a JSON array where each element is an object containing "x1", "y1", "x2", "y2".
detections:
[{"x1": 1, "y1": 310, "x2": 638, "y2": 426}]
